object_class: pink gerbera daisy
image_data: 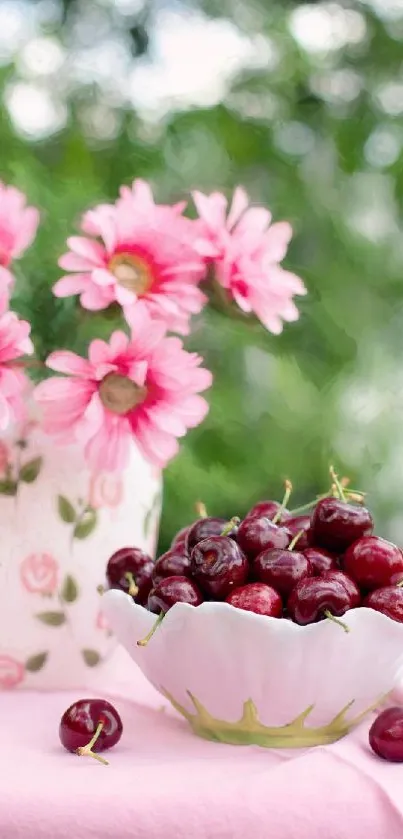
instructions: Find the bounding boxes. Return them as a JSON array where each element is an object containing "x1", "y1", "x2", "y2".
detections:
[
  {"x1": 0, "y1": 183, "x2": 40, "y2": 291},
  {"x1": 0, "y1": 293, "x2": 34, "y2": 430},
  {"x1": 34, "y1": 304, "x2": 212, "y2": 472},
  {"x1": 54, "y1": 179, "x2": 207, "y2": 335},
  {"x1": 193, "y1": 187, "x2": 306, "y2": 334}
]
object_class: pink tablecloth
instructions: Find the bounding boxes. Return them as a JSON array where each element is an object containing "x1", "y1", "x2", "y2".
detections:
[{"x1": 2, "y1": 650, "x2": 403, "y2": 839}]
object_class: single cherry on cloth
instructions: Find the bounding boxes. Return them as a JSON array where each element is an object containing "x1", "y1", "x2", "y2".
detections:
[
  {"x1": 310, "y1": 497, "x2": 373, "y2": 553},
  {"x1": 237, "y1": 516, "x2": 291, "y2": 560},
  {"x1": 252, "y1": 545, "x2": 312, "y2": 598},
  {"x1": 226, "y1": 582, "x2": 283, "y2": 617},
  {"x1": 59, "y1": 698, "x2": 123, "y2": 765},
  {"x1": 369, "y1": 707, "x2": 403, "y2": 762},
  {"x1": 152, "y1": 548, "x2": 191, "y2": 587},
  {"x1": 106, "y1": 547, "x2": 154, "y2": 605},
  {"x1": 287, "y1": 575, "x2": 353, "y2": 630},
  {"x1": 363, "y1": 586, "x2": 403, "y2": 623},
  {"x1": 138, "y1": 576, "x2": 203, "y2": 646},
  {"x1": 303, "y1": 547, "x2": 337, "y2": 576},
  {"x1": 190, "y1": 534, "x2": 248, "y2": 599},
  {"x1": 343, "y1": 535, "x2": 403, "y2": 591}
]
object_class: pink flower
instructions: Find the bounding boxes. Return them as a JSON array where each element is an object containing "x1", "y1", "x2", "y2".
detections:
[
  {"x1": 54, "y1": 179, "x2": 207, "y2": 335},
  {"x1": 34, "y1": 304, "x2": 212, "y2": 472},
  {"x1": 20, "y1": 553, "x2": 59, "y2": 595},
  {"x1": 89, "y1": 472, "x2": 124, "y2": 509},
  {"x1": 193, "y1": 187, "x2": 306, "y2": 334},
  {"x1": 0, "y1": 183, "x2": 39, "y2": 290},
  {"x1": 0, "y1": 293, "x2": 33, "y2": 431},
  {"x1": 0, "y1": 655, "x2": 25, "y2": 689}
]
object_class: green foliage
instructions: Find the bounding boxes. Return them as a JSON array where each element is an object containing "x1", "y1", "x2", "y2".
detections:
[{"x1": 1, "y1": 0, "x2": 403, "y2": 551}]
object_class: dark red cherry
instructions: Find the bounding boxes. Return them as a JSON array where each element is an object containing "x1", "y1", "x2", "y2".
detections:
[
  {"x1": 321, "y1": 570, "x2": 361, "y2": 607},
  {"x1": 287, "y1": 576, "x2": 353, "y2": 626},
  {"x1": 246, "y1": 500, "x2": 290, "y2": 522},
  {"x1": 369, "y1": 707, "x2": 403, "y2": 762},
  {"x1": 148, "y1": 575, "x2": 203, "y2": 614},
  {"x1": 237, "y1": 516, "x2": 291, "y2": 560},
  {"x1": 59, "y1": 698, "x2": 122, "y2": 764},
  {"x1": 285, "y1": 515, "x2": 312, "y2": 550},
  {"x1": 363, "y1": 586, "x2": 403, "y2": 623},
  {"x1": 171, "y1": 525, "x2": 191, "y2": 549},
  {"x1": 186, "y1": 517, "x2": 236, "y2": 553},
  {"x1": 343, "y1": 536, "x2": 403, "y2": 591},
  {"x1": 252, "y1": 548, "x2": 312, "y2": 598},
  {"x1": 310, "y1": 498, "x2": 373, "y2": 553},
  {"x1": 106, "y1": 547, "x2": 154, "y2": 605},
  {"x1": 303, "y1": 547, "x2": 337, "y2": 576},
  {"x1": 226, "y1": 582, "x2": 283, "y2": 616},
  {"x1": 152, "y1": 548, "x2": 191, "y2": 586},
  {"x1": 190, "y1": 535, "x2": 248, "y2": 598}
]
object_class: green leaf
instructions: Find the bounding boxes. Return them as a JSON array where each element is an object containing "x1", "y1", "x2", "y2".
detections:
[
  {"x1": 81, "y1": 649, "x2": 101, "y2": 667},
  {"x1": 25, "y1": 652, "x2": 48, "y2": 672},
  {"x1": 73, "y1": 508, "x2": 97, "y2": 540},
  {"x1": 61, "y1": 574, "x2": 79, "y2": 603},
  {"x1": 0, "y1": 479, "x2": 18, "y2": 496},
  {"x1": 19, "y1": 456, "x2": 43, "y2": 483},
  {"x1": 57, "y1": 495, "x2": 76, "y2": 523},
  {"x1": 36, "y1": 611, "x2": 66, "y2": 626}
]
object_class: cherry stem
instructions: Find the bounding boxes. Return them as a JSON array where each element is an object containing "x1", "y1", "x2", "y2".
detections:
[
  {"x1": 220, "y1": 516, "x2": 240, "y2": 537},
  {"x1": 125, "y1": 572, "x2": 138, "y2": 598},
  {"x1": 329, "y1": 466, "x2": 346, "y2": 502},
  {"x1": 397, "y1": 581, "x2": 403, "y2": 588},
  {"x1": 137, "y1": 611, "x2": 164, "y2": 647},
  {"x1": 288, "y1": 530, "x2": 305, "y2": 551},
  {"x1": 97, "y1": 584, "x2": 105, "y2": 596},
  {"x1": 272, "y1": 480, "x2": 292, "y2": 524},
  {"x1": 76, "y1": 722, "x2": 109, "y2": 765},
  {"x1": 195, "y1": 501, "x2": 208, "y2": 518},
  {"x1": 324, "y1": 610, "x2": 350, "y2": 633}
]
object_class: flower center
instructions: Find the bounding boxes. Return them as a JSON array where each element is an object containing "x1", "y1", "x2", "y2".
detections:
[
  {"x1": 99, "y1": 373, "x2": 147, "y2": 416},
  {"x1": 108, "y1": 253, "x2": 152, "y2": 295}
]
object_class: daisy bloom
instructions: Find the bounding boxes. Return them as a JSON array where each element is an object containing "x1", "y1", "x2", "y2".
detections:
[
  {"x1": 193, "y1": 187, "x2": 306, "y2": 334},
  {"x1": 0, "y1": 292, "x2": 34, "y2": 430},
  {"x1": 34, "y1": 304, "x2": 212, "y2": 472},
  {"x1": 0, "y1": 183, "x2": 40, "y2": 291},
  {"x1": 54, "y1": 179, "x2": 207, "y2": 335}
]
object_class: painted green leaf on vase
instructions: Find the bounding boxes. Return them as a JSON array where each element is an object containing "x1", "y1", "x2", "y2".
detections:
[
  {"x1": 61, "y1": 574, "x2": 79, "y2": 603},
  {"x1": 36, "y1": 611, "x2": 66, "y2": 626},
  {"x1": 73, "y1": 508, "x2": 97, "y2": 539},
  {"x1": 57, "y1": 495, "x2": 76, "y2": 523},
  {"x1": 81, "y1": 649, "x2": 101, "y2": 667},
  {"x1": 19, "y1": 456, "x2": 43, "y2": 483},
  {"x1": 25, "y1": 652, "x2": 48, "y2": 672}
]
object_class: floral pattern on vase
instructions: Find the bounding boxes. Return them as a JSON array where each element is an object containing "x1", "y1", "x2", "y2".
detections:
[{"x1": 0, "y1": 421, "x2": 161, "y2": 690}]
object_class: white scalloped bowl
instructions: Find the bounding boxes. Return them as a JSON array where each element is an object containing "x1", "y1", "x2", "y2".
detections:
[{"x1": 102, "y1": 589, "x2": 403, "y2": 748}]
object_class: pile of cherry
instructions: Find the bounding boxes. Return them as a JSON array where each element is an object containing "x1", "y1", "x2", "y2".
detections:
[
  {"x1": 58, "y1": 472, "x2": 403, "y2": 765},
  {"x1": 105, "y1": 477, "x2": 403, "y2": 640}
]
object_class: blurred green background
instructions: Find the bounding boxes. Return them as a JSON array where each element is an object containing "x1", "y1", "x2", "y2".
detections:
[{"x1": 1, "y1": 0, "x2": 403, "y2": 552}]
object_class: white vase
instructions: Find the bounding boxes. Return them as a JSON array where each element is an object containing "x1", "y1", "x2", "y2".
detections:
[{"x1": 0, "y1": 419, "x2": 161, "y2": 690}]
